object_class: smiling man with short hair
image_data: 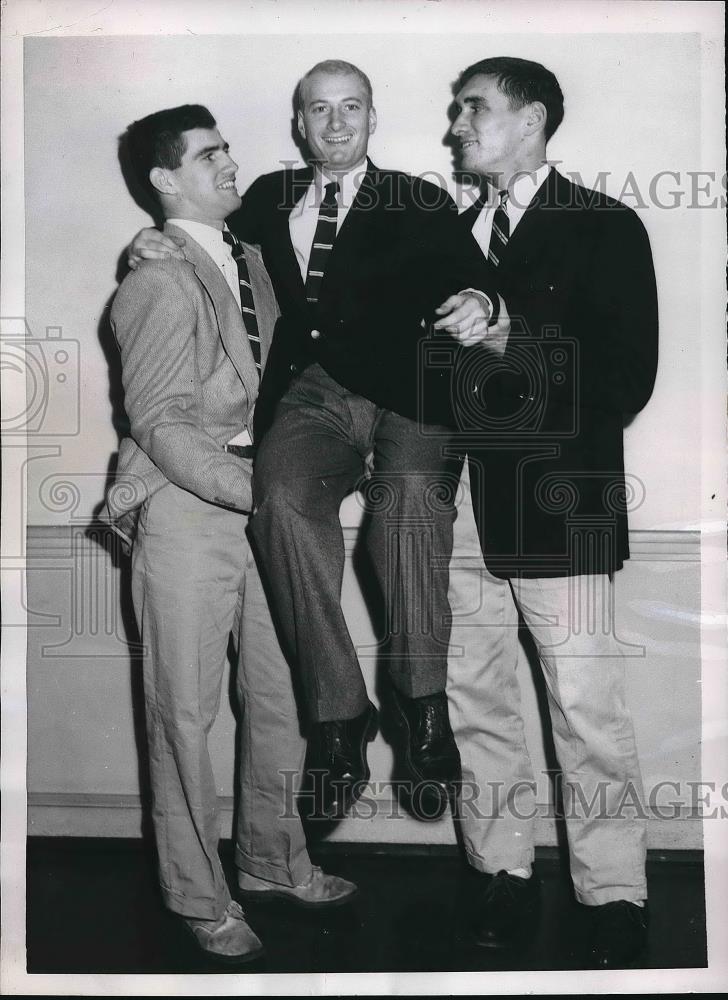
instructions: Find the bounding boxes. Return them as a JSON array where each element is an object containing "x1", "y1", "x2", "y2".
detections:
[
  {"x1": 238, "y1": 60, "x2": 503, "y2": 823},
  {"x1": 445, "y1": 56, "x2": 658, "y2": 967},
  {"x1": 102, "y1": 103, "x2": 356, "y2": 964}
]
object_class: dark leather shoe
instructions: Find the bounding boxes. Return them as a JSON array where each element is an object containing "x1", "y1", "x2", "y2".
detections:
[
  {"x1": 471, "y1": 870, "x2": 539, "y2": 949},
  {"x1": 308, "y1": 702, "x2": 378, "y2": 819},
  {"x1": 589, "y1": 900, "x2": 648, "y2": 968},
  {"x1": 391, "y1": 689, "x2": 461, "y2": 821}
]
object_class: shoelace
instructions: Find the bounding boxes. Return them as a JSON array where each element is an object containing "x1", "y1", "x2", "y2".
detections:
[
  {"x1": 191, "y1": 898, "x2": 246, "y2": 930},
  {"x1": 415, "y1": 698, "x2": 451, "y2": 744},
  {"x1": 302, "y1": 865, "x2": 323, "y2": 887},
  {"x1": 319, "y1": 721, "x2": 347, "y2": 759}
]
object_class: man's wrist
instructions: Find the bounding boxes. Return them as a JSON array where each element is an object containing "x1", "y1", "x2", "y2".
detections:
[{"x1": 460, "y1": 287, "x2": 496, "y2": 322}]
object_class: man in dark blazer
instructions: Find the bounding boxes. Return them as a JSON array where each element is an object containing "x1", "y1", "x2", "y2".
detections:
[
  {"x1": 445, "y1": 57, "x2": 658, "y2": 967},
  {"x1": 132, "y1": 61, "x2": 504, "y2": 819},
  {"x1": 234, "y1": 60, "x2": 506, "y2": 820},
  {"x1": 102, "y1": 105, "x2": 356, "y2": 963}
]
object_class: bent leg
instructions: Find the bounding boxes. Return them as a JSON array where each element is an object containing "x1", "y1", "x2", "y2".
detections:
[{"x1": 250, "y1": 368, "x2": 369, "y2": 722}]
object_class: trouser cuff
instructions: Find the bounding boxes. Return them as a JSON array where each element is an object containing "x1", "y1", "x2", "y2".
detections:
[
  {"x1": 465, "y1": 848, "x2": 535, "y2": 877},
  {"x1": 575, "y1": 884, "x2": 648, "y2": 906},
  {"x1": 160, "y1": 883, "x2": 231, "y2": 921},
  {"x1": 235, "y1": 846, "x2": 313, "y2": 888}
]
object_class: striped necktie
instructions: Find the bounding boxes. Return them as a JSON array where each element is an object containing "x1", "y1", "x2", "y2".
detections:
[
  {"x1": 487, "y1": 190, "x2": 509, "y2": 267},
  {"x1": 305, "y1": 180, "x2": 339, "y2": 304},
  {"x1": 222, "y1": 230, "x2": 262, "y2": 379}
]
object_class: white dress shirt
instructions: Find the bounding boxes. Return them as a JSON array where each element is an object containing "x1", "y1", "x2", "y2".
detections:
[
  {"x1": 290, "y1": 163, "x2": 495, "y2": 318},
  {"x1": 288, "y1": 164, "x2": 367, "y2": 282},
  {"x1": 469, "y1": 164, "x2": 551, "y2": 258}
]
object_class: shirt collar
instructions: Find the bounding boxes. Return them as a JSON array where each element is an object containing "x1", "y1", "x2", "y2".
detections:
[
  {"x1": 507, "y1": 163, "x2": 551, "y2": 212},
  {"x1": 309, "y1": 161, "x2": 367, "y2": 210},
  {"x1": 482, "y1": 163, "x2": 551, "y2": 216},
  {"x1": 167, "y1": 218, "x2": 226, "y2": 259}
]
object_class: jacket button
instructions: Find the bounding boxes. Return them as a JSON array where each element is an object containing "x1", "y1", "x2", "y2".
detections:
[{"x1": 310, "y1": 329, "x2": 321, "y2": 340}]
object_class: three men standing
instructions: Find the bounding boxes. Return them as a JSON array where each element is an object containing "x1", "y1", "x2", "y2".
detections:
[{"x1": 121, "y1": 54, "x2": 658, "y2": 969}]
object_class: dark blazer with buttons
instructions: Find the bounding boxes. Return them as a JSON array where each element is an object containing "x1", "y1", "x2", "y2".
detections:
[
  {"x1": 228, "y1": 159, "x2": 498, "y2": 437},
  {"x1": 99, "y1": 223, "x2": 278, "y2": 550},
  {"x1": 456, "y1": 168, "x2": 659, "y2": 578}
]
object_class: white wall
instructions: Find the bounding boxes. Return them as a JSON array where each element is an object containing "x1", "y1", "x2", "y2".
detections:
[
  {"x1": 21, "y1": 30, "x2": 714, "y2": 532},
  {"x1": 15, "y1": 25, "x2": 715, "y2": 848}
]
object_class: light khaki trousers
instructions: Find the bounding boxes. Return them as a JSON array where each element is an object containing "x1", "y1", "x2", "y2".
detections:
[
  {"x1": 131, "y1": 482, "x2": 312, "y2": 920},
  {"x1": 447, "y1": 467, "x2": 647, "y2": 906}
]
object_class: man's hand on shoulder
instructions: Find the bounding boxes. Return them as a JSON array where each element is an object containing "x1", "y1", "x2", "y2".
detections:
[{"x1": 127, "y1": 228, "x2": 186, "y2": 270}]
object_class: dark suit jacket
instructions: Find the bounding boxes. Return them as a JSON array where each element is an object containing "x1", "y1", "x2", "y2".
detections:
[
  {"x1": 456, "y1": 168, "x2": 658, "y2": 578},
  {"x1": 99, "y1": 224, "x2": 278, "y2": 550},
  {"x1": 228, "y1": 160, "x2": 498, "y2": 435}
]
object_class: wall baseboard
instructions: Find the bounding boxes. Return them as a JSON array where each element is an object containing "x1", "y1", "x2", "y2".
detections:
[
  {"x1": 27, "y1": 791, "x2": 704, "y2": 850},
  {"x1": 25, "y1": 523, "x2": 703, "y2": 850}
]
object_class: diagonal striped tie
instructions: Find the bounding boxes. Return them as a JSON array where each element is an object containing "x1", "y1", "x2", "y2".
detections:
[
  {"x1": 222, "y1": 229, "x2": 262, "y2": 379},
  {"x1": 487, "y1": 189, "x2": 510, "y2": 268},
  {"x1": 305, "y1": 180, "x2": 339, "y2": 304}
]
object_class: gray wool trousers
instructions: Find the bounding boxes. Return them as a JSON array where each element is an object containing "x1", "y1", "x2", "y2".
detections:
[{"x1": 250, "y1": 363, "x2": 462, "y2": 723}]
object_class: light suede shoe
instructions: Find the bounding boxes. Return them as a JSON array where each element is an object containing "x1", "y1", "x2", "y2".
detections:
[
  {"x1": 184, "y1": 899, "x2": 264, "y2": 962},
  {"x1": 237, "y1": 865, "x2": 358, "y2": 908}
]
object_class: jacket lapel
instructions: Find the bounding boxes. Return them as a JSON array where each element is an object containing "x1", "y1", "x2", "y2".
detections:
[
  {"x1": 460, "y1": 169, "x2": 561, "y2": 272},
  {"x1": 278, "y1": 161, "x2": 380, "y2": 305},
  {"x1": 278, "y1": 167, "x2": 313, "y2": 306},
  {"x1": 319, "y1": 161, "x2": 385, "y2": 286},
  {"x1": 334, "y1": 159, "x2": 378, "y2": 243},
  {"x1": 495, "y1": 167, "x2": 558, "y2": 269},
  {"x1": 164, "y1": 223, "x2": 259, "y2": 397}
]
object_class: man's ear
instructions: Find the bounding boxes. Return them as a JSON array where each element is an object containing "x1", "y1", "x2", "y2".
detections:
[
  {"x1": 296, "y1": 110, "x2": 306, "y2": 141},
  {"x1": 149, "y1": 166, "x2": 176, "y2": 198},
  {"x1": 524, "y1": 101, "x2": 547, "y2": 136},
  {"x1": 368, "y1": 106, "x2": 377, "y2": 136}
]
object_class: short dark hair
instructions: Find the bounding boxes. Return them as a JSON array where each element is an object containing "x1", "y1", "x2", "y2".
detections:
[
  {"x1": 457, "y1": 57, "x2": 564, "y2": 142},
  {"x1": 296, "y1": 60, "x2": 373, "y2": 112},
  {"x1": 123, "y1": 104, "x2": 217, "y2": 201}
]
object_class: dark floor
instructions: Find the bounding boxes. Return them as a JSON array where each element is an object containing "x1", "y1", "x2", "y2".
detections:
[{"x1": 26, "y1": 837, "x2": 706, "y2": 974}]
